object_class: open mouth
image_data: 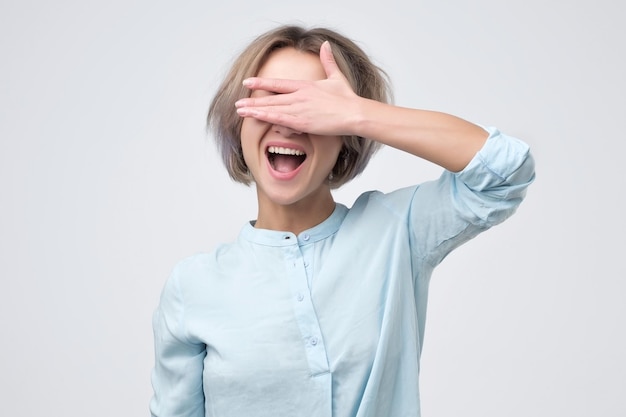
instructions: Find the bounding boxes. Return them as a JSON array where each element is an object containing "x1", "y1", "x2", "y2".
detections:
[{"x1": 266, "y1": 146, "x2": 307, "y2": 173}]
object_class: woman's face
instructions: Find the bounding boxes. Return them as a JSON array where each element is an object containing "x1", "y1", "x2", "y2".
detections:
[{"x1": 240, "y1": 47, "x2": 343, "y2": 210}]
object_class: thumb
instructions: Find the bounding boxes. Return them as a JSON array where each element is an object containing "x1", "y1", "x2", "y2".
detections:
[{"x1": 320, "y1": 41, "x2": 341, "y2": 79}]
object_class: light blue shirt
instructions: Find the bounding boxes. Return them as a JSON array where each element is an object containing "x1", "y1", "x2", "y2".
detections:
[{"x1": 151, "y1": 127, "x2": 535, "y2": 417}]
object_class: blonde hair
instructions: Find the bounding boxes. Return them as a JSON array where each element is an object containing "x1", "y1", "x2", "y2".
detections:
[{"x1": 207, "y1": 25, "x2": 392, "y2": 188}]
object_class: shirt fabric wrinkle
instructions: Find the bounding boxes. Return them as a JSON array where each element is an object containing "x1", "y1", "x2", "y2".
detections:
[{"x1": 150, "y1": 126, "x2": 535, "y2": 417}]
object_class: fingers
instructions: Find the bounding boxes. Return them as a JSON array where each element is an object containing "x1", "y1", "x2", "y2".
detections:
[
  {"x1": 235, "y1": 107, "x2": 302, "y2": 131},
  {"x1": 237, "y1": 77, "x2": 306, "y2": 108},
  {"x1": 242, "y1": 41, "x2": 341, "y2": 94},
  {"x1": 235, "y1": 93, "x2": 290, "y2": 109},
  {"x1": 242, "y1": 77, "x2": 300, "y2": 94},
  {"x1": 319, "y1": 41, "x2": 340, "y2": 79}
]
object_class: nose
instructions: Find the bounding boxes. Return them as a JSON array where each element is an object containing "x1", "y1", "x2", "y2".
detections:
[{"x1": 273, "y1": 124, "x2": 302, "y2": 137}]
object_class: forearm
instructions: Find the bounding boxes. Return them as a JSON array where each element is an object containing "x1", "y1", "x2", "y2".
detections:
[{"x1": 352, "y1": 98, "x2": 488, "y2": 172}]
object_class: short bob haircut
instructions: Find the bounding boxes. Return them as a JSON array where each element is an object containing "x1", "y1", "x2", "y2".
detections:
[{"x1": 207, "y1": 25, "x2": 392, "y2": 189}]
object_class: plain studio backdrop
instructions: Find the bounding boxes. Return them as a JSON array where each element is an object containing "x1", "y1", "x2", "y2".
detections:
[{"x1": 1, "y1": 0, "x2": 624, "y2": 416}]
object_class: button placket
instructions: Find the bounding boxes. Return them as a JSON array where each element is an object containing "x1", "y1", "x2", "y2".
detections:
[
  {"x1": 285, "y1": 245, "x2": 329, "y2": 376},
  {"x1": 299, "y1": 242, "x2": 314, "y2": 290}
]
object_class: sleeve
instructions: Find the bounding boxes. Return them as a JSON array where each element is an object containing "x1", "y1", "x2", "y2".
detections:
[
  {"x1": 150, "y1": 262, "x2": 207, "y2": 417},
  {"x1": 409, "y1": 126, "x2": 536, "y2": 266}
]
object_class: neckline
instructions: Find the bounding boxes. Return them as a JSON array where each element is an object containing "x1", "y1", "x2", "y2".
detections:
[{"x1": 240, "y1": 203, "x2": 348, "y2": 247}]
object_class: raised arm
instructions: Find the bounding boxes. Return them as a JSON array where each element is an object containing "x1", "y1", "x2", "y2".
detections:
[{"x1": 235, "y1": 41, "x2": 488, "y2": 172}]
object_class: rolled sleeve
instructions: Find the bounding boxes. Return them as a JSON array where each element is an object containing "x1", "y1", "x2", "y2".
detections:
[
  {"x1": 451, "y1": 126, "x2": 536, "y2": 227},
  {"x1": 409, "y1": 126, "x2": 535, "y2": 266}
]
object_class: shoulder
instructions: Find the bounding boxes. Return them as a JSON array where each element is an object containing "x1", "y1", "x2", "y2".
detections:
[
  {"x1": 340, "y1": 185, "x2": 426, "y2": 233},
  {"x1": 171, "y1": 252, "x2": 213, "y2": 274},
  {"x1": 348, "y1": 185, "x2": 426, "y2": 218},
  {"x1": 166, "y1": 240, "x2": 231, "y2": 279},
  {"x1": 160, "y1": 245, "x2": 238, "y2": 305},
  {"x1": 164, "y1": 252, "x2": 213, "y2": 290},
  {"x1": 171, "y1": 230, "x2": 258, "y2": 278}
]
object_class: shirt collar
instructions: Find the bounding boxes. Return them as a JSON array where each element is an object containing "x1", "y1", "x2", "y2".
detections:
[{"x1": 239, "y1": 203, "x2": 348, "y2": 247}]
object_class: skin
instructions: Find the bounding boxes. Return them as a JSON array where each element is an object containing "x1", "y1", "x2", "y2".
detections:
[
  {"x1": 236, "y1": 41, "x2": 489, "y2": 234},
  {"x1": 239, "y1": 47, "x2": 343, "y2": 234}
]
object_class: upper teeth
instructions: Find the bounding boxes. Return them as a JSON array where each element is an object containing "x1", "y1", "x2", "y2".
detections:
[{"x1": 268, "y1": 146, "x2": 305, "y2": 156}]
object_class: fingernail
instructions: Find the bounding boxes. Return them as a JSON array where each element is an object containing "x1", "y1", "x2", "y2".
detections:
[
  {"x1": 242, "y1": 78, "x2": 253, "y2": 87},
  {"x1": 236, "y1": 107, "x2": 258, "y2": 117}
]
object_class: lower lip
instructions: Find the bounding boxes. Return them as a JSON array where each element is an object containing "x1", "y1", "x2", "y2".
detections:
[{"x1": 265, "y1": 156, "x2": 304, "y2": 181}]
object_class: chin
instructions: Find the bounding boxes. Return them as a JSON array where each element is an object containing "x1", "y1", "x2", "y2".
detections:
[
  {"x1": 258, "y1": 180, "x2": 329, "y2": 208},
  {"x1": 263, "y1": 190, "x2": 307, "y2": 207}
]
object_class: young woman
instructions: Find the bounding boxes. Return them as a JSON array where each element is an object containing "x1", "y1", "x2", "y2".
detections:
[{"x1": 150, "y1": 25, "x2": 535, "y2": 417}]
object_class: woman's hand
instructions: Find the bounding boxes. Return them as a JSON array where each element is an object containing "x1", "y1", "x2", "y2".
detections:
[
  {"x1": 235, "y1": 41, "x2": 361, "y2": 136},
  {"x1": 236, "y1": 41, "x2": 487, "y2": 172}
]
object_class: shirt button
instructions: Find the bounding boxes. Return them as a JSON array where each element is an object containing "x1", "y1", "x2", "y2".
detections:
[
  {"x1": 302, "y1": 234, "x2": 310, "y2": 241},
  {"x1": 310, "y1": 337, "x2": 319, "y2": 346},
  {"x1": 296, "y1": 293, "x2": 304, "y2": 302},
  {"x1": 304, "y1": 261, "x2": 309, "y2": 267}
]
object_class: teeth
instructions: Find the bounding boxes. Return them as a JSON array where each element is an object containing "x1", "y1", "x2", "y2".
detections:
[{"x1": 268, "y1": 146, "x2": 305, "y2": 156}]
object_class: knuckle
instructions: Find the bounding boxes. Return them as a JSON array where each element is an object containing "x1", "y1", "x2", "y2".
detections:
[{"x1": 270, "y1": 79, "x2": 283, "y2": 91}]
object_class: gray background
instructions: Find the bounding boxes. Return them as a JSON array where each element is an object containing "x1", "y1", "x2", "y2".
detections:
[{"x1": 1, "y1": 0, "x2": 624, "y2": 416}]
